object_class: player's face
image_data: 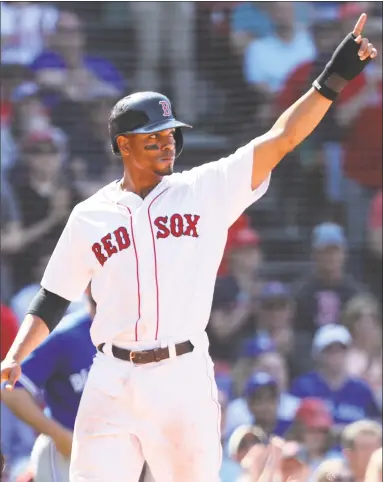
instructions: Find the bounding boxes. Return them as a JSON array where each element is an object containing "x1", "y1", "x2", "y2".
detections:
[{"x1": 122, "y1": 128, "x2": 176, "y2": 177}]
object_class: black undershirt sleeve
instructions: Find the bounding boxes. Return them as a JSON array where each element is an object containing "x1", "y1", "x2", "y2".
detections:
[{"x1": 26, "y1": 287, "x2": 71, "y2": 332}]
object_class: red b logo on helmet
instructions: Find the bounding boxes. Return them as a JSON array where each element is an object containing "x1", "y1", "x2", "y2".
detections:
[{"x1": 159, "y1": 100, "x2": 171, "y2": 117}]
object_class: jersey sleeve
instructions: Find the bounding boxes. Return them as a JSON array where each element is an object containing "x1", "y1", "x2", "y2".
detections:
[
  {"x1": 190, "y1": 139, "x2": 271, "y2": 227},
  {"x1": 41, "y1": 207, "x2": 92, "y2": 301},
  {"x1": 14, "y1": 332, "x2": 61, "y2": 396}
]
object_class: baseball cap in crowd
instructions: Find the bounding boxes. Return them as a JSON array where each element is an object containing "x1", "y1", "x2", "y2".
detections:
[
  {"x1": 241, "y1": 336, "x2": 276, "y2": 359},
  {"x1": 260, "y1": 281, "x2": 291, "y2": 302},
  {"x1": 22, "y1": 131, "x2": 59, "y2": 154},
  {"x1": 295, "y1": 398, "x2": 333, "y2": 429},
  {"x1": 11, "y1": 82, "x2": 40, "y2": 102},
  {"x1": 312, "y1": 324, "x2": 352, "y2": 357},
  {"x1": 228, "y1": 226, "x2": 261, "y2": 252},
  {"x1": 244, "y1": 372, "x2": 278, "y2": 398},
  {"x1": 227, "y1": 424, "x2": 269, "y2": 460},
  {"x1": 311, "y1": 223, "x2": 347, "y2": 250}
]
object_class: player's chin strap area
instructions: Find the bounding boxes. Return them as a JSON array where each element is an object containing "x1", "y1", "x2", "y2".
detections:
[{"x1": 97, "y1": 340, "x2": 194, "y2": 365}]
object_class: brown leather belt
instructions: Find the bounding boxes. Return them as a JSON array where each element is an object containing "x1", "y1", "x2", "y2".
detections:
[{"x1": 97, "y1": 340, "x2": 194, "y2": 365}]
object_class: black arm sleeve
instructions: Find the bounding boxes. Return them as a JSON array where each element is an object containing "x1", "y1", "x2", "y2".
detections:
[{"x1": 26, "y1": 287, "x2": 71, "y2": 332}]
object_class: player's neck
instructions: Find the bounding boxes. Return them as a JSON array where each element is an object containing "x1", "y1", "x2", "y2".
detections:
[{"x1": 120, "y1": 169, "x2": 163, "y2": 199}]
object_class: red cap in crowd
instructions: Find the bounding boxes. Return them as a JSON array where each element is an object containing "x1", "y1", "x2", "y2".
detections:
[{"x1": 295, "y1": 398, "x2": 333, "y2": 429}]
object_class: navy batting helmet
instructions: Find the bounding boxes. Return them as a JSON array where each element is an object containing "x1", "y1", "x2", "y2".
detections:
[{"x1": 109, "y1": 92, "x2": 192, "y2": 157}]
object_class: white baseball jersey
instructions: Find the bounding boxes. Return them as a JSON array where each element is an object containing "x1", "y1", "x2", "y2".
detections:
[{"x1": 41, "y1": 139, "x2": 270, "y2": 348}]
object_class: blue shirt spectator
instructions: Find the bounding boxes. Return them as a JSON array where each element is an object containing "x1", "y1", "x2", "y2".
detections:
[
  {"x1": 226, "y1": 372, "x2": 299, "y2": 439},
  {"x1": 30, "y1": 11, "x2": 125, "y2": 107},
  {"x1": 290, "y1": 325, "x2": 381, "y2": 426}
]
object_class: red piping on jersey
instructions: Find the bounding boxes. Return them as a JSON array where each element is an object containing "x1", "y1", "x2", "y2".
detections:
[
  {"x1": 147, "y1": 188, "x2": 169, "y2": 340},
  {"x1": 117, "y1": 204, "x2": 141, "y2": 341}
]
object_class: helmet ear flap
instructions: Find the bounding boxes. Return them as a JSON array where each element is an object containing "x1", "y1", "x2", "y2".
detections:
[{"x1": 175, "y1": 128, "x2": 184, "y2": 158}]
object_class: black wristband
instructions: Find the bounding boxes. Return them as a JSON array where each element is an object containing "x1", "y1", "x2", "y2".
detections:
[
  {"x1": 313, "y1": 32, "x2": 372, "y2": 101},
  {"x1": 313, "y1": 72, "x2": 349, "y2": 101}
]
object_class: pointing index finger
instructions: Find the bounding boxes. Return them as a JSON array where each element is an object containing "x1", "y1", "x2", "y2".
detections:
[{"x1": 353, "y1": 13, "x2": 367, "y2": 37}]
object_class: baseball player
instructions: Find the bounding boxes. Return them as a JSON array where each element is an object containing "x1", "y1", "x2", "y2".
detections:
[
  {"x1": 1, "y1": 298, "x2": 96, "y2": 482},
  {"x1": 1, "y1": 14, "x2": 378, "y2": 482}
]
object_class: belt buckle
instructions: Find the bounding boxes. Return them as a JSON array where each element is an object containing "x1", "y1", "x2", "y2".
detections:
[{"x1": 129, "y1": 350, "x2": 138, "y2": 364}]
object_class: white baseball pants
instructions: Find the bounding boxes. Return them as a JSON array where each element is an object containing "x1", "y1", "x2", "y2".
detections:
[{"x1": 69, "y1": 346, "x2": 222, "y2": 482}]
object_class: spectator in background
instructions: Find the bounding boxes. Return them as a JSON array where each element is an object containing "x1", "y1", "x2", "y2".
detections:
[
  {"x1": 367, "y1": 190, "x2": 382, "y2": 300},
  {"x1": 237, "y1": 437, "x2": 309, "y2": 482},
  {"x1": 230, "y1": 338, "x2": 282, "y2": 400},
  {"x1": 243, "y1": 282, "x2": 295, "y2": 358},
  {"x1": 230, "y1": 2, "x2": 274, "y2": 57},
  {"x1": 287, "y1": 398, "x2": 340, "y2": 479},
  {"x1": 225, "y1": 371, "x2": 298, "y2": 440},
  {"x1": 335, "y1": 17, "x2": 382, "y2": 281},
  {"x1": 311, "y1": 458, "x2": 353, "y2": 482},
  {"x1": 225, "y1": 424, "x2": 270, "y2": 482},
  {"x1": 9, "y1": 131, "x2": 80, "y2": 290},
  {"x1": 129, "y1": 2, "x2": 197, "y2": 124},
  {"x1": 294, "y1": 223, "x2": 362, "y2": 337},
  {"x1": 341, "y1": 420, "x2": 382, "y2": 482},
  {"x1": 1, "y1": 304, "x2": 36, "y2": 482},
  {"x1": 244, "y1": 1, "x2": 315, "y2": 129},
  {"x1": 10, "y1": 81, "x2": 68, "y2": 156},
  {"x1": 290, "y1": 324, "x2": 381, "y2": 428},
  {"x1": 240, "y1": 281, "x2": 313, "y2": 379},
  {"x1": 342, "y1": 294, "x2": 382, "y2": 408},
  {"x1": 208, "y1": 225, "x2": 263, "y2": 362},
  {"x1": 219, "y1": 391, "x2": 243, "y2": 482},
  {"x1": 0, "y1": 178, "x2": 22, "y2": 303},
  {"x1": 0, "y1": 305, "x2": 18, "y2": 361},
  {"x1": 31, "y1": 11, "x2": 125, "y2": 106},
  {"x1": 365, "y1": 446, "x2": 382, "y2": 482},
  {"x1": 1, "y1": 1, "x2": 59, "y2": 65},
  {"x1": 68, "y1": 92, "x2": 121, "y2": 197},
  {"x1": 275, "y1": 6, "x2": 345, "y2": 227},
  {"x1": 1, "y1": 296, "x2": 97, "y2": 482}
]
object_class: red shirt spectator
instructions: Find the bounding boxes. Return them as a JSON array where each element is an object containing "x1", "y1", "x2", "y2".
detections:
[
  {"x1": 337, "y1": 69, "x2": 382, "y2": 188},
  {"x1": 1, "y1": 304, "x2": 19, "y2": 361},
  {"x1": 217, "y1": 213, "x2": 251, "y2": 276}
]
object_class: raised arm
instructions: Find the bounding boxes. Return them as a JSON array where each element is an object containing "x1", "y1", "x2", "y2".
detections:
[{"x1": 250, "y1": 13, "x2": 378, "y2": 189}]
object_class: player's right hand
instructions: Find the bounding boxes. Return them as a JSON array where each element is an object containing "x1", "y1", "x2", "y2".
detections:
[
  {"x1": 0, "y1": 359, "x2": 22, "y2": 391},
  {"x1": 52, "y1": 427, "x2": 73, "y2": 459}
]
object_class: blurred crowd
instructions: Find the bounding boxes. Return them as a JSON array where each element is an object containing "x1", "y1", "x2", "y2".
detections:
[{"x1": 0, "y1": 1, "x2": 382, "y2": 482}]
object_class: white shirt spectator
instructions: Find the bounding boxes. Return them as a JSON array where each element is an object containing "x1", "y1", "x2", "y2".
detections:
[
  {"x1": 1, "y1": 1, "x2": 59, "y2": 65},
  {"x1": 244, "y1": 29, "x2": 315, "y2": 93}
]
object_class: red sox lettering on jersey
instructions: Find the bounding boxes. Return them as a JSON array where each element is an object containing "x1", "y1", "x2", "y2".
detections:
[
  {"x1": 92, "y1": 214, "x2": 200, "y2": 266},
  {"x1": 41, "y1": 141, "x2": 270, "y2": 348}
]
